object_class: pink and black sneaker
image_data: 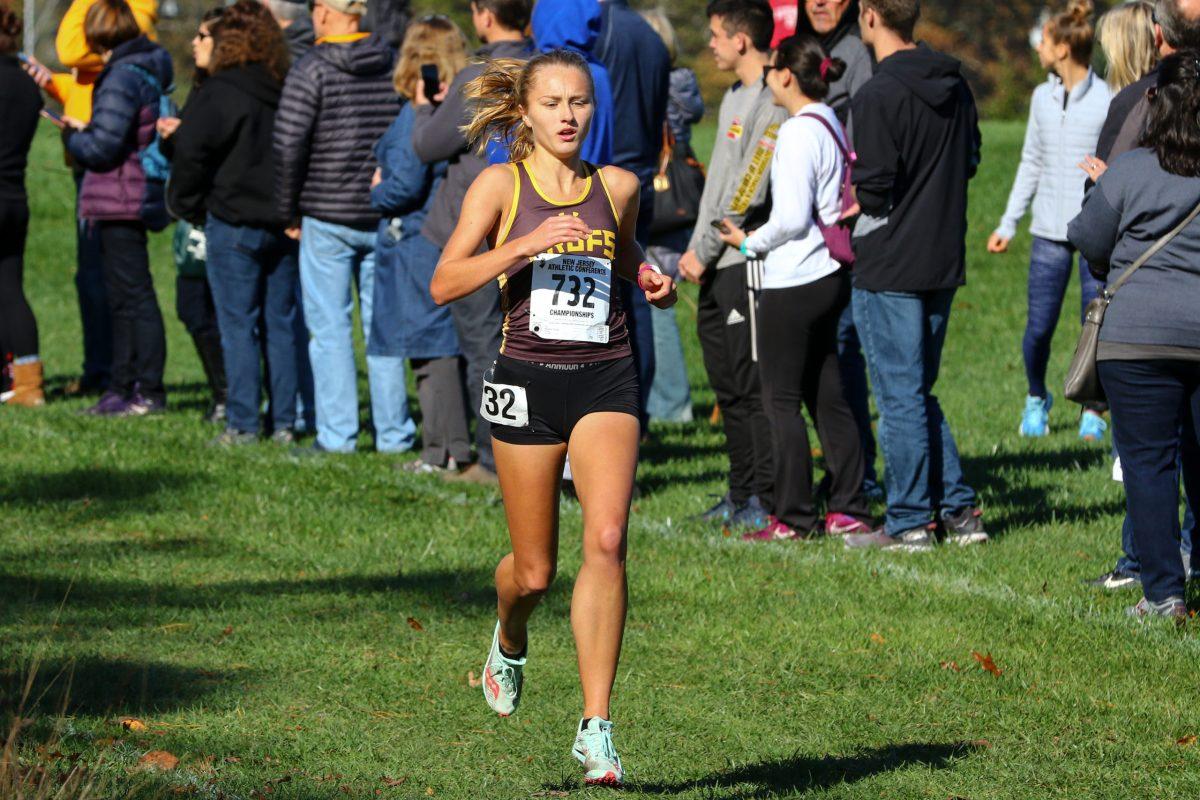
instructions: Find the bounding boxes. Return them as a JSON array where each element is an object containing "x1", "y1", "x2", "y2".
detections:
[
  {"x1": 741, "y1": 517, "x2": 803, "y2": 542},
  {"x1": 825, "y1": 512, "x2": 875, "y2": 535}
]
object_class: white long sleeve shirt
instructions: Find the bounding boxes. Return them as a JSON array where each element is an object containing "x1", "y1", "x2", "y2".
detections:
[{"x1": 744, "y1": 102, "x2": 846, "y2": 289}]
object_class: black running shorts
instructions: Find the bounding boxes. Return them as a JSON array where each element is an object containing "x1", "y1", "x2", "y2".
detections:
[{"x1": 484, "y1": 355, "x2": 640, "y2": 446}]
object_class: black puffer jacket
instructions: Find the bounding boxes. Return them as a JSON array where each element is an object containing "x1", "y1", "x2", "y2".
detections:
[{"x1": 273, "y1": 34, "x2": 399, "y2": 229}]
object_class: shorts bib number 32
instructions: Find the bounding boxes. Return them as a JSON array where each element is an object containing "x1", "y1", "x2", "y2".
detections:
[
  {"x1": 528, "y1": 253, "x2": 612, "y2": 344},
  {"x1": 480, "y1": 373, "x2": 530, "y2": 428}
]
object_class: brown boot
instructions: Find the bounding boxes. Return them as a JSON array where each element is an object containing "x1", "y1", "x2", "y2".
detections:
[{"x1": 7, "y1": 359, "x2": 45, "y2": 407}]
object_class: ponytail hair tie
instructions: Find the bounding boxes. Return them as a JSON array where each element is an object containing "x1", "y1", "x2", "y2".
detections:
[{"x1": 819, "y1": 57, "x2": 834, "y2": 81}]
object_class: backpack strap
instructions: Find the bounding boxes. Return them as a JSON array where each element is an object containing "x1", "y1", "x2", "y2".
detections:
[
  {"x1": 117, "y1": 63, "x2": 175, "y2": 98},
  {"x1": 799, "y1": 111, "x2": 854, "y2": 162}
]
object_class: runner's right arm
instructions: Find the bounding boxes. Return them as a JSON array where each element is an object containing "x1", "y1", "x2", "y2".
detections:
[{"x1": 431, "y1": 165, "x2": 593, "y2": 305}]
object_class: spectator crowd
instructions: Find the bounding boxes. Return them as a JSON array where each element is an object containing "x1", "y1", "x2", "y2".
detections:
[{"x1": 1, "y1": 0, "x2": 1199, "y2": 621}]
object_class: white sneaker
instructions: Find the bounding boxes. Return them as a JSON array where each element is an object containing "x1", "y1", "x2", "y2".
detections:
[
  {"x1": 481, "y1": 621, "x2": 524, "y2": 717},
  {"x1": 572, "y1": 717, "x2": 624, "y2": 787}
]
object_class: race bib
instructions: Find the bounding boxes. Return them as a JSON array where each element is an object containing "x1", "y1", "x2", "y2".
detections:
[
  {"x1": 480, "y1": 378, "x2": 529, "y2": 428},
  {"x1": 528, "y1": 253, "x2": 612, "y2": 344}
]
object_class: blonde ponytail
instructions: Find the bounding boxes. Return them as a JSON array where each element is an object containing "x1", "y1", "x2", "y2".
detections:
[
  {"x1": 462, "y1": 58, "x2": 535, "y2": 163},
  {"x1": 461, "y1": 49, "x2": 594, "y2": 164}
]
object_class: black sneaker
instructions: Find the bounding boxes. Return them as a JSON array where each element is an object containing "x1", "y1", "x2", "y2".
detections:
[
  {"x1": 942, "y1": 507, "x2": 989, "y2": 546},
  {"x1": 729, "y1": 495, "x2": 770, "y2": 529},
  {"x1": 1127, "y1": 595, "x2": 1188, "y2": 623},
  {"x1": 1085, "y1": 569, "x2": 1141, "y2": 591},
  {"x1": 696, "y1": 493, "x2": 738, "y2": 524}
]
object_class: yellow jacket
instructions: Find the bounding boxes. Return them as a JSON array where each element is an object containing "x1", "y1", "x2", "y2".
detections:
[{"x1": 50, "y1": 0, "x2": 158, "y2": 122}]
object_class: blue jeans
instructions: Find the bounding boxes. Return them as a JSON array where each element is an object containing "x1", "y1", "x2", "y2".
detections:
[
  {"x1": 646, "y1": 237, "x2": 692, "y2": 423},
  {"x1": 1100, "y1": 359, "x2": 1200, "y2": 601},
  {"x1": 1024, "y1": 237, "x2": 1105, "y2": 399},
  {"x1": 299, "y1": 217, "x2": 414, "y2": 453},
  {"x1": 837, "y1": 301, "x2": 880, "y2": 490},
  {"x1": 647, "y1": 303, "x2": 693, "y2": 422},
  {"x1": 205, "y1": 216, "x2": 301, "y2": 435},
  {"x1": 853, "y1": 287, "x2": 977, "y2": 535}
]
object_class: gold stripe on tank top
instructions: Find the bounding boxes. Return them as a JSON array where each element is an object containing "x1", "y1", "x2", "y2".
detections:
[
  {"x1": 594, "y1": 166, "x2": 621, "y2": 227},
  {"x1": 523, "y1": 160, "x2": 593, "y2": 206}
]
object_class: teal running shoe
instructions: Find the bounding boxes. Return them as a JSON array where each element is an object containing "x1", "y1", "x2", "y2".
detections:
[
  {"x1": 1019, "y1": 394, "x2": 1052, "y2": 437},
  {"x1": 482, "y1": 621, "x2": 525, "y2": 717},
  {"x1": 572, "y1": 718, "x2": 624, "y2": 787},
  {"x1": 1078, "y1": 410, "x2": 1108, "y2": 443}
]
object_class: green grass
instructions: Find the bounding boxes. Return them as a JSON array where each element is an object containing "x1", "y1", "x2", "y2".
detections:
[{"x1": 3, "y1": 120, "x2": 1200, "y2": 799}]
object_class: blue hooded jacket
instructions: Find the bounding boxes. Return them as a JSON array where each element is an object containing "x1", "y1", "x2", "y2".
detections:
[{"x1": 530, "y1": 0, "x2": 614, "y2": 165}]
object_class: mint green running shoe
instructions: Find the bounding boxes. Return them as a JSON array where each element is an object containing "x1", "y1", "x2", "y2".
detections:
[
  {"x1": 482, "y1": 621, "x2": 525, "y2": 717},
  {"x1": 572, "y1": 718, "x2": 624, "y2": 787}
]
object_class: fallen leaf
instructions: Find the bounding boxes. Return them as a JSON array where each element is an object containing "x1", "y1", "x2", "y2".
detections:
[
  {"x1": 224, "y1": 756, "x2": 242, "y2": 763},
  {"x1": 1177, "y1": 734, "x2": 1197, "y2": 746},
  {"x1": 381, "y1": 775, "x2": 408, "y2": 787},
  {"x1": 972, "y1": 651, "x2": 1003, "y2": 677},
  {"x1": 121, "y1": 718, "x2": 148, "y2": 732},
  {"x1": 407, "y1": 617, "x2": 424, "y2": 632},
  {"x1": 137, "y1": 750, "x2": 180, "y2": 771},
  {"x1": 940, "y1": 660, "x2": 961, "y2": 672},
  {"x1": 426, "y1": 788, "x2": 435, "y2": 796},
  {"x1": 721, "y1": 526, "x2": 732, "y2": 538},
  {"x1": 221, "y1": 625, "x2": 234, "y2": 637},
  {"x1": 869, "y1": 632, "x2": 886, "y2": 645},
  {"x1": 971, "y1": 739, "x2": 992, "y2": 749},
  {"x1": 467, "y1": 671, "x2": 481, "y2": 688}
]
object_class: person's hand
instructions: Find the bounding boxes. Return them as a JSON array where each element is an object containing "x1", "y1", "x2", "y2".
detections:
[
  {"x1": 678, "y1": 249, "x2": 707, "y2": 285},
  {"x1": 987, "y1": 232, "x2": 1009, "y2": 254},
  {"x1": 21, "y1": 55, "x2": 53, "y2": 89},
  {"x1": 285, "y1": 222, "x2": 302, "y2": 241},
  {"x1": 371, "y1": 167, "x2": 382, "y2": 189},
  {"x1": 639, "y1": 266, "x2": 677, "y2": 309},
  {"x1": 517, "y1": 214, "x2": 592, "y2": 257},
  {"x1": 717, "y1": 217, "x2": 747, "y2": 249},
  {"x1": 1079, "y1": 154, "x2": 1107, "y2": 182},
  {"x1": 61, "y1": 115, "x2": 87, "y2": 131},
  {"x1": 156, "y1": 116, "x2": 181, "y2": 139},
  {"x1": 411, "y1": 81, "x2": 449, "y2": 107}
]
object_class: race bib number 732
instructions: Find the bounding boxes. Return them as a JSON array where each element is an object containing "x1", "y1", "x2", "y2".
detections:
[{"x1": 528, "y1": 253, "x2": 611, "y2": 344}]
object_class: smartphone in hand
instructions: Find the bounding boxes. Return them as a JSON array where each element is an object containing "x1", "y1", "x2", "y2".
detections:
[
  {"x1": 420, "y1": 64, "x2": 440, "y2": 103},
  {"x1": 40, "y1": 108, "x2": 66, "y2": 129},
  {"x1": 710, "y1": 219, "x2": 730, "y2": 235}
]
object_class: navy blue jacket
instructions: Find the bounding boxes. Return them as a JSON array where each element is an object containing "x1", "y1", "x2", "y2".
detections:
[
  {"x1": 66, "y1": 36, "x2": 173, "y2": 230},
  {"x1": 594, "y1": 0, "x2": 670, "y2": 184},
  {"x1": 368, "y1": 103, "x2": 459, "y2": 360}
]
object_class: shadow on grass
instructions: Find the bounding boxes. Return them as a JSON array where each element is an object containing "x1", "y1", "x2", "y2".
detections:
[
  {"x1": 0, "y1": 568, "x2": 497, "y2": 617},
  {"x1": 0, "y1": 467, "x2": 194, "y2": 511},
  {"x1": 624, "y1": 741, "x2": 980, "y2": 798},
  {"x1": 0, "y1": 656, "x2": 244, "y2": 717},
  {"x1": 961, "y1": 446, "x2": 1121, "y2": 534}
]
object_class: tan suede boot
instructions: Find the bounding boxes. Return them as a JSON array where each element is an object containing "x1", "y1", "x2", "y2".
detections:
[{"x1": 6, "y1": 359, "x2": 46, "y2": 407}]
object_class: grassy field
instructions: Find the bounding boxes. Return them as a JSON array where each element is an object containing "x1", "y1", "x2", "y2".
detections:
[{"x1": 3, "y1": 119, "x2": 1199, "y2": 800}]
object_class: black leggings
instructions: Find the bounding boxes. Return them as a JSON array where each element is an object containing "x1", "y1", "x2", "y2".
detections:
[
  {"x1": 0, "y1": 199, "x2": 38, "y2": 359},
  {"x1": 757, "y1": 271, "x2": 870, "y2": 531}
]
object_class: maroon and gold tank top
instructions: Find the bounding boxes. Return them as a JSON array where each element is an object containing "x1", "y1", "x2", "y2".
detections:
[{"x1": 494, "y1": 160, "x2": 630, "y2": 365}]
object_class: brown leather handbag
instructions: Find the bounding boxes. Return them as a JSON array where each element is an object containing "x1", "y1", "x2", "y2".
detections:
[{"x1": 1064, "y1": 198, "x2": 1200, "y2": 404}]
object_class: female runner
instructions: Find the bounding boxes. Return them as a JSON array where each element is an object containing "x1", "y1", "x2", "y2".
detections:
[{"x1": 430, "y1": 49, "x2": 677, "y2": 788}]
